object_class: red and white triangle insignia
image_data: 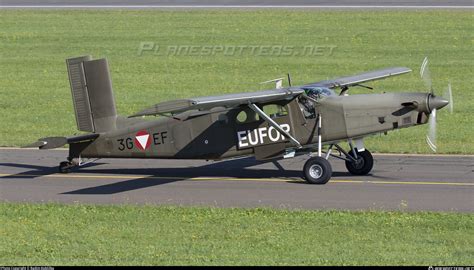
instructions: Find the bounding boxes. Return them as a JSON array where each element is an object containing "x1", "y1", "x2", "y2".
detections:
[{"x1": 134, "y1": 130, "x2": 151, "y2": 151}]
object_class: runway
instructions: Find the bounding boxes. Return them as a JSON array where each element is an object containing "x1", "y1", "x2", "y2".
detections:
[
  {"x1": 0, "y1": 148, "x2": 472, "y2": 212},
  {"x1": 1, "y1": 0, "x2": 472, "y2": 8}
]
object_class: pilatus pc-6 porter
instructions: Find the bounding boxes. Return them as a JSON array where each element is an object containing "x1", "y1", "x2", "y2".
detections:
[{"x1": 27, "y1": 56, "x2": 452, "y2": 184}]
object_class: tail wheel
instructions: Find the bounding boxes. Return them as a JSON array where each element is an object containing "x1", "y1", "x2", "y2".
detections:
[
  {"x1": 303, "y1": 157, "x2": 332, "y2": 184},
  {"x1": 345, "y1": 149, "x2": 373, "y2": 175},
  {"x1": 59, "y1": 161, "x2": 72, "y2": 174}
]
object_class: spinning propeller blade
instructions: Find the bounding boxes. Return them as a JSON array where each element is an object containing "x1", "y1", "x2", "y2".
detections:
[
  {"x1": 443, "y1": 82, "x2": 454, "y2": 113},
  {"x1": 426, "y1": 108, "x2": 437, "y2": 152},
  {"x1": 420, "y1": 57, "x2": 452, "y2": 152},
  {"x1": 420, "y1": 57, "x2": 433, "y2": 93}
]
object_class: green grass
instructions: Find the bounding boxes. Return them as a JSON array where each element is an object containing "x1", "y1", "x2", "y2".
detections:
[
  {"x1": 1, "y1": 203, "x2": 472, "y2": 265},
  {"x1": 0, "y1": 10, "x2": 473, "y2": 153}
]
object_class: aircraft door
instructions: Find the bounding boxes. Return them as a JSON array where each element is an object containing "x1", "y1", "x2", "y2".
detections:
[{"x1": 235, "y1": 104, "x2": 291, "y2": 160}]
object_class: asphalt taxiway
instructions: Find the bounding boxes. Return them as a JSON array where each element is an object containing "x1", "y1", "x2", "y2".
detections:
[{"x1": 0, "y1": 148, "x2": 472, "y2": 212}]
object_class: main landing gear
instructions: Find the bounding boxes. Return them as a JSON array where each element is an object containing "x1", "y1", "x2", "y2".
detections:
[
  {"x1": 300, "y1": 114, "x2": 373, "y2": 184},
  {"x1": 302, "y1": 144, "x2": 374, "y2": 184}
]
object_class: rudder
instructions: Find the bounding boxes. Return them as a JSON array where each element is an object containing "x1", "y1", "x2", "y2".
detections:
[{"x1": 66, "y1": 55, "x2": 117, "y2": 133}]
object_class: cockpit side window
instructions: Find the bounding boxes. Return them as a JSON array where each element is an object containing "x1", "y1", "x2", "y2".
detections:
[
  {"x1": 297, "y1": 86, "x2": 335, "y2": 119},
  {"x1": 298, "y1": 96, "x2": 316, "y2": 119}
]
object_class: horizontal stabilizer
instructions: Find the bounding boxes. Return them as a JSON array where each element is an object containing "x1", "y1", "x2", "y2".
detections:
[
  {"x1": 23, "y1": 137, "x2": 68, "y2": 150},
  {"x1": 23, "y1": 133, "x2": 99, "y2": 150},
  {"x1": 23, "y1": 140, "x2": 48, "y2": 148}
]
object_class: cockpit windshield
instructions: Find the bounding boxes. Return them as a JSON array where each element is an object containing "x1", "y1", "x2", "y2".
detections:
[{"x1": 301, "y1": 86, "x2": 335, "y2": 100}]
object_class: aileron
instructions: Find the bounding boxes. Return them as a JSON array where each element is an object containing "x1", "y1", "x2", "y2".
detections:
[{"x1": 307, "y1": 67, "x2": 412, "y2": 89}]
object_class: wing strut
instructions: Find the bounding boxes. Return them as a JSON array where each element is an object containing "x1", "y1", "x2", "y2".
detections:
[
  {"x1": 247, "y1": 103, "x2": 302, "y2": 149},
  {"x1": 317, "y1": 113, "x2": 322, "y2": 157}
]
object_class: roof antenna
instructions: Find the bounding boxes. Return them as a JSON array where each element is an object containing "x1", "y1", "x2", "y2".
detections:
[{"x1": 287, "y1": 73, "x2": 292, "y2": 87}]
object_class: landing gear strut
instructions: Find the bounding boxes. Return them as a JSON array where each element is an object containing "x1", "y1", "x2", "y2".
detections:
[{"x1": 303, "y1": 113, "x2": 333, "y2": 184}]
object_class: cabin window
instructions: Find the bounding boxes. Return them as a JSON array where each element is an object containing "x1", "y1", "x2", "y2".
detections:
[
  {"x1": 263, "y1": 104, "x2": 288, "y2": 119},
  {"x1": 236, "y1": 108, "x2": 259, "y2": 124},
  {"x1": 236, "y1": 104, "x2": 287, "y2": 124}
]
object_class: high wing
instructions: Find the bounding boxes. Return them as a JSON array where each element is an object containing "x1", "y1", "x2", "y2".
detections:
[
  {"x1": 130, "y1": 66, "x2": 411, "y2": 118},
  {"x1": 305, "y1": 67, "x2": 412, "y2": 89},
  {"x1": 129, "y1": 88, "x2": 304, "y2": 117}
]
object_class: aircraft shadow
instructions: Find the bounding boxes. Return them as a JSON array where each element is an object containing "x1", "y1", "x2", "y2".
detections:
[
  {"x1": 0, "y1": 159, "x2": 362, "y2": 195},
  {"x1": 61, "y1": 166, "x2": 304, "y2": 195},
  {"x1": 61, "y1": 168, "x2": 356, "y2": 195},
  {"x1": 0, "y1": 162, "x2": 105, "y2": 179}
]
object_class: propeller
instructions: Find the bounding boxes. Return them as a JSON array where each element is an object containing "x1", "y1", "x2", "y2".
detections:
[
  {"x1": 443, "y1": 82, "x2": 454, "y2": 113},
  {"x1": 426, "y1": 108, "x2": 437, "y2": 152},
  {"x1": 420, "y1": 57, "x2": 433, "y2": 93},
  {"x1": 420, "y1": 57, "x2": 452, "y2": 152}
]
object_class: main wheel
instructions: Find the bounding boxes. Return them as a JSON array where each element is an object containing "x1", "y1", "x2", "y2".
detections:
[
  {"x1": 303, "y1": 157, "x2": 332, "y2": 184},
  {"x1": 345, "y1": 149, "x2": 373, "y2": 175}
]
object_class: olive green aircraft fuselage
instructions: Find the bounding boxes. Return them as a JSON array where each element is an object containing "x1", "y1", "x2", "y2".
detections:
[{"x1": 79, "y1": 92, "x2": 438, "y2": 160}]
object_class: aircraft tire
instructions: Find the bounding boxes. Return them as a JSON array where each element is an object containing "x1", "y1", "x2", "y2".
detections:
[
  {"x1": 345, "y1": 149, "x2": 373, "y2": 175},
  {"x1": 59, "y1": 161, "x2": 72, "y2": 174},
  {"x1": 303, "y1": 157, "x2": 332, "y2": 184}
]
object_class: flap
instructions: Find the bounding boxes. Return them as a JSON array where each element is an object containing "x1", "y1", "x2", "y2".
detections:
[{"x1": 129, "y1": 88, "x2": 304, "y2": 117}]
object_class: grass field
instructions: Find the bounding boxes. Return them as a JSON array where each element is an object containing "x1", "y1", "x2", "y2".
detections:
[
  {"x1": 0, "y1": 10, "x2": 472, "y2": 153},
  {"x1": 1, "y1": 11, "x2": 472, "y2": 266},
  {"x1": 1, "y1": 203, "x2": 472, "y2": 265}
]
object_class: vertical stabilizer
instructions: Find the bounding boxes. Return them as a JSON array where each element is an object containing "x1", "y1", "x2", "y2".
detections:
[{"x1": 66, "y1": 56, "x2": 117, "y2": 133}]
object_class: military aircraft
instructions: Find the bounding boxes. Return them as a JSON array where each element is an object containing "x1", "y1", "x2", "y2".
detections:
[{"x1": 26, "y1": 55, "x2": 452, "y2": 184}]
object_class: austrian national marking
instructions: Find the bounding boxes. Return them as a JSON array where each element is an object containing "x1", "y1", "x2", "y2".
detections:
[
  {"x1": 135, "y1": 130, "x2": 151, "y2": 151},
  {"x1": 237, "y1": 124, "x2": 290, "y2": 149},
  {"x1": 117, "y1": 130, "x2": 168, "y2": 151}
]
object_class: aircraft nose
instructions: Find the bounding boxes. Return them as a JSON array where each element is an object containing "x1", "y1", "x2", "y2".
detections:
[{"x1": 429, "y1": 95, "x2": 449, "y2": 111}]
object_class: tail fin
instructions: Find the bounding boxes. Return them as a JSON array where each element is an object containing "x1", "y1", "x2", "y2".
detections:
[{"x1": 66, "y1": 55, "x2": 117, "y2": 133}]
